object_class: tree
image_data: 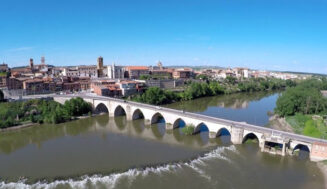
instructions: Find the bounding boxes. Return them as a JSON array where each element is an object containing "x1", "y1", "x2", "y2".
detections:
[{"x1": 275, "y1": 79, "x2": 327, "y2": 117}]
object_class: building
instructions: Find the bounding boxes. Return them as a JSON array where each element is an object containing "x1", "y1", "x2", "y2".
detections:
[
  {"x1": 145, "y1": 79, "x2": 184, "y2": 89},
  {"x1": 173, "y1": 68, "x2": 194, "y2": 79},
  {"x1": 62, "y1": 66, "x2": 98, "y2": 78},
  {"x1": 23, "y1": 78, "x2": 44, "y2": 95},
  {"x1": 62, "y1": 82, "x2": 81, "y2": 92},
  {"x1": 126, "y1": 66, "x2": 150, "y2": 79},
  {"x1": 0, "y1": 63, "x2": 9, "y2": 72},
  {"x1": 78, "y1": 66, "x2": 98, "y2": 78},
  {"x1": 29, "y1": 58, "x2": 34, "y2": 69},
  {"x1": 63, "y1": 67, "x2": 79, "y2": 77},
  {"x1": 97, "y1": 56, "x2": 104, "y2": 77},
  {"x1": 7, "y1": 77, "x2": 27, "y2": 90},
  {"x1": 233, "y1": 67, "x2": 249, "y2": 78},
  {"x1": 92, "y1": 84, "x2": 122, "y2": 97},
  {"x1": 118, "y1": 80, "x2": 145, "y2": 96},
  {"x1": 107, "y1": 62, "x2": 125, "y2": 79},
  {"x1": 311, "y1": 142, "x2": 327, "y2": 161}
]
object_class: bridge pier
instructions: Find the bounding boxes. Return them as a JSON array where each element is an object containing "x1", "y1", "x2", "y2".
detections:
[
  {"x1": 209, "y1": 132, "x2": 217, "y2": 139},
  {"x1": 126, "y1": 114, "x2": 133, "y2": 121},
  {"x1": 282, "y1": 142, "x2": 286, "y2": 156},
  {"x1": 166, "y1": 123, "x2": 173, "y2": 130},
  {"x1": 144, "y1": 119, "x2": 151, "y2": 125},
  {"x1": 230, "y1": 127, "x2": 244, "y2": 144},
  {"x1": 260, "y1": 140, "x2": 266, "y2": 152}
]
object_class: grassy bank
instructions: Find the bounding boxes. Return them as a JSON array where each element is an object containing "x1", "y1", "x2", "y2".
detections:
[{"x1": 285, "y1": 114, "x2": 327, "y2": 139}]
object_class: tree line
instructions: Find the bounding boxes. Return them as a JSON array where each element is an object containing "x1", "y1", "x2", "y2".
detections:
[
  {"x1": 132, "y1": 78, "x2": 295, "y2": 105},
  {"x1": 0, "y1": 97, "x2": 92, "y2": 129},
  {"x1": 275, "y1": 78, "x2": 327, "y2": 117}
]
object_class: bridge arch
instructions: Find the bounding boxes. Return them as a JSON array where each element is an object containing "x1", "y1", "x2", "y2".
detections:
[
  {"x1": 293, "y1": 144, "x2": 310, "y2": 153},
  {"x1": 173, "y1": 118, "x2": 186, "y2": 129},
  {"x1": 216, "y1": 127, "x2": 231, "y2": 137},
  {"x1": 194, "y1": 122, "x2": 209, "y2": 134},
  {"x1": 151, "y1": 112, "x2": 166, "y2": 124},
  {"x1": 95, "y1": 103, "x2": 109, "y2": 113},
  {"x1": 132, "y1": 109, "x2": 144, "y2": 120},
  {"x1": 114, "y1": 105, "x2": 126, "y2": 117},
  {"x1": 242, "y1": 133, "x2": 259, "y2": 144}
]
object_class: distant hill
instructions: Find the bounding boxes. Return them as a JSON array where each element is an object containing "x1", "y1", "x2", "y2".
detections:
[{"x1": 279, "y1": 71, "x2": 326, "y2": 77}]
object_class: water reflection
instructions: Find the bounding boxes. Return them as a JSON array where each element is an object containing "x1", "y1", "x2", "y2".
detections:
[
  {"x1": 131, "y1": 119, "x2": 145, "y2": 134},
  {"x1": 0, "y1": 118, "x2": 95, "y2": 154},
  {"x1": 165, "y1": 91, "x2": 280, "y2": 126},
  {"x1": 114, "y1": 116, "x2": 127, "y2": 130},
  {"x1": 151, "y1": 119, "x2": 166, "y2": 139}
]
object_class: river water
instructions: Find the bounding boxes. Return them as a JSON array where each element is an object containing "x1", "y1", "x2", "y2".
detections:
[{"x1": 0, "y1": 92, "x2": 324, "y2": 189}]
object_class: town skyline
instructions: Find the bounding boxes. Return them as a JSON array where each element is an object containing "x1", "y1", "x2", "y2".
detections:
[{"x1": 1, "y1": 0, "x2": 327, "y2": 74}]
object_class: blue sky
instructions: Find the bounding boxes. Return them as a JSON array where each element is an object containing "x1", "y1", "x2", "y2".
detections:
[{"x1": 0, "y1": 0, "x2": 326, "y2": 74}]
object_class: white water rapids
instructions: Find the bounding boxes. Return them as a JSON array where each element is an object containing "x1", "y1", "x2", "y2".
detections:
[{"x1": 0, "y1": 146, "x2": 237, "y2": 189}]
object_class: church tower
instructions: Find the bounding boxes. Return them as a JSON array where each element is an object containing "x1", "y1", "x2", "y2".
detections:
[
  {"x1": 97, "y1": 56, "x2": 104, "y2": 77},
  {"x1": 29, "y1": 58, "x2": 34, "y2": 69}
]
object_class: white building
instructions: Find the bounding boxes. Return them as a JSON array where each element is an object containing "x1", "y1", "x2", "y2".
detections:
[
  {"x1": 107, "y1": 63, "x2": 125, "y2": 79},
  {"x1": 62, "y1": 66, "x2": 98, "y2": 78},
  {"x1": 78, "y1": 65, "x2": 98, "y2": 78},
  {"x1": 63, "y1": 67, "x2": 79, "y2": 77}
]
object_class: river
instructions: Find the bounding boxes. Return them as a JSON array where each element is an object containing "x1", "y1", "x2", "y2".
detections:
[{"x1": 0, "y1": 91, "x2": 324, "y2": 189}]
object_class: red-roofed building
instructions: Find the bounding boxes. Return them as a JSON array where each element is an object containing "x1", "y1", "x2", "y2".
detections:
[{"x1": 125, "y1": 66, "x2": 149, "y2": 79}]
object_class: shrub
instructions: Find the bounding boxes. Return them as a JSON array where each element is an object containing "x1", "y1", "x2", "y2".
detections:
[{"x1": 181, "y1": 124, "x2": 195, "y2": 135}]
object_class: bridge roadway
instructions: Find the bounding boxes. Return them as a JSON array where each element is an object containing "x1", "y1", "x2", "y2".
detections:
[{"x1": 53, "y1": 94, "x2": 327, "y2": 161}]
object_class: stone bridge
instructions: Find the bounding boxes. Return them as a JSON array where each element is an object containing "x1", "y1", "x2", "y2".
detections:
[{"x1": 53, "y1": 94, "x2": 327, "y2": 161}]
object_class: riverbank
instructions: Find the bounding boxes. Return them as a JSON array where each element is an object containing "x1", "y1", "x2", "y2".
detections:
[
  {"x1": 0, "y1": 114, "x2": 98, "y2": 133},
  {"x1": 0, "y1": 122, "x2": 39, "y2": 132},
  {"x1": 268, "y1": 114, "x2": 294, "y2": 133}
]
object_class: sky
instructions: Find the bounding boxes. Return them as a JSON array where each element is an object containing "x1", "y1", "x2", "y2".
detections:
[{"x1": 0, "y1": 0, "x2": 326, "y2": 74}]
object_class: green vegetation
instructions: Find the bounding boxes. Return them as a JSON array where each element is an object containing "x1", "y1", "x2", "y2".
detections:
[
  {"x1": 275, "y1": 79, "x2": 327, "y2": 117},
  {"x1": 195, "y1": 74, "x2": 209, "y2": 80},
  {"x1": 0, "y1": 72, "x2": 8, "y2": 77},
  {"x1": 133, "y1": 87, "x2": 179, "y2": 105},
  {"x1": 133, "y1": 78, "x2": 295, "y2": 105},
  {"x1": 285, "y1": 114, "x2": 327, "y2": 139},
  {"x1": 244, "y1": 138, "x2": 258, "y2": 144},
  {"x1": 139, "y1": 75, "x2": 151, "y2": 80},
  {"x1": 0, "y1": 97, "x2": 92, "y2": 129},
  {"x1": 275, "y1": 78, "x2": 327, "y2": 139},
  {"x1": 181, "y1": 124, "x2": 195, "y2": 135}
]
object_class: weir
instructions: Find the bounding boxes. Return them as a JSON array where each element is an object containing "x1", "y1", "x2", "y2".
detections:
[{"x1": 53, "y1": 94, "x2": 327, "y2": 161}]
